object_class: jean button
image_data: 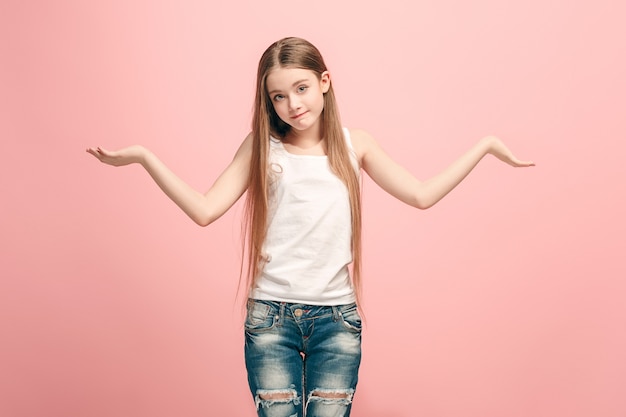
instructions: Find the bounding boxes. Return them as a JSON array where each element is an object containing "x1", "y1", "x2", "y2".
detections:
[{"x1": 294, "y1": 308, "x2": 303, "y2": 317}]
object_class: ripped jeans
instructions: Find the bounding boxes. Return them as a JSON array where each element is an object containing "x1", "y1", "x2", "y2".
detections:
[{"x1": 244, "y1": 299, "x2": 362, "y2": 417}]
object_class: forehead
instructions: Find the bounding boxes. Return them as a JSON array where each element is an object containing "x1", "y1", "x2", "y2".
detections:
[{"x1": 266, "y1": 67, "x2": 317, "y2": 91}]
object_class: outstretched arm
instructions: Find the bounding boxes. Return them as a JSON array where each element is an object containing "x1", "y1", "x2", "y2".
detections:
[
  {"x1": 352, "y1": 129, "x2": 534, "y2": 209},
  {"x1": 86, "y1": 134, "x2": 252, "y2": 226}
]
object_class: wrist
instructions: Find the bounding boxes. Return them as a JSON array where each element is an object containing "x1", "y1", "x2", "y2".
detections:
[
  {"x1": 479, "y1": 135, "x2": 498, "y2": 154},
  {"x1": 137, "y1": 146, "x2": 152, "y2": 166}
]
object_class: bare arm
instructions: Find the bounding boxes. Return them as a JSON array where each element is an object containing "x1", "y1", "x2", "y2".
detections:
[
  {"x1": 86, "y1": 134, "x2": 252, "y2": 226},
  {"x1": 351, "y1": 129, "x2": 534, "y2": 209}
]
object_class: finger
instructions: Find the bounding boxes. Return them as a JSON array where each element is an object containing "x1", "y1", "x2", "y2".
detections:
[
  {"x1": 514, "y1": 160, "x2": 535, "y2": 167},
  {"x1": 97, "y1": 147, "x2": 117, "y2": 158},
  {"x1": 86, "y1": 148, "x2": 101, "y2": 159},
  {"x1": 86, "y1": 147, "x2": 116, "y2": 165}
]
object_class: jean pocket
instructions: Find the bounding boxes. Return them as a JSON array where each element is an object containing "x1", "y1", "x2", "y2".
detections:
[
  {"x1": 245, "y1": 300, "x2": 277, "y2": 332},
  {"x1": 339, "y1": 304, "x2": 362, "y2": 333}
]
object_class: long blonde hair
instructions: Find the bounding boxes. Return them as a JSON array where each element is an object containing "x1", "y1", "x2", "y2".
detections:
[{"x1": 243, "y1": 37, "x2": 363, "y2": 303}]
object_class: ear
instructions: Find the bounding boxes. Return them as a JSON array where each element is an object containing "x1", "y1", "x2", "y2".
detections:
[{"x1": 320, "y1": 71, "x2": 331, "y2": 93}]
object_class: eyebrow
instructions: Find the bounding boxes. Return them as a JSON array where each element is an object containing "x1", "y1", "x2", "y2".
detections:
[{"x1": 267, "y1": 79, "x2": 310, "y2": 95}]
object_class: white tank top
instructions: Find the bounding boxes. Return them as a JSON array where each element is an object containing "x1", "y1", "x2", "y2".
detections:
[{"x1": 250, "y1": 128, "x2": 358, "y2": 305}]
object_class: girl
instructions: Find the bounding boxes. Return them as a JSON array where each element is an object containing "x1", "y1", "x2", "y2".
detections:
[{"x1": 87, "y1": 37, "x2": 534, "y2": 417}]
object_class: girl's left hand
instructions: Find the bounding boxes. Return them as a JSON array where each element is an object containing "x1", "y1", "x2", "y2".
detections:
[
  {"x1": 482, "y1": 136, "x2": 535, "y2": 167},
  {"x1": 86, "y1": 145, "x2": 147, "y2": 167}
]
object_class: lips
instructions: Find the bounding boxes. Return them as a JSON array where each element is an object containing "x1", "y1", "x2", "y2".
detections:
[{"x1": 291, "y1": 111, "x2": 309, "y2": 120}]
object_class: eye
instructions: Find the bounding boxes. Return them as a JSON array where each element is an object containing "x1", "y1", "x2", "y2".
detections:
[
  {"x1": 273, "y1": 94, "x2": 284, "y2": 102},
  {"x1": 297, "y1": 85, "x2": 308, "y2": 93}
]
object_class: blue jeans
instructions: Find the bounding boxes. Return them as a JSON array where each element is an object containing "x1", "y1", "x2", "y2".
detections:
[{"x1": 244, "y1": 299, "x2": 362, "y2": 417}]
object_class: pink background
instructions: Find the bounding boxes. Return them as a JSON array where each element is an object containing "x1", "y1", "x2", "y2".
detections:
[{"x1": 1, "y1": 0, "x2": 625, "y2": 416}]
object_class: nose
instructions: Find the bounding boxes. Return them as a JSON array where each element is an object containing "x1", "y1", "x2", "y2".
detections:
[{"x1": 288, "y1": 94, "x2": 302, "y2": 111}]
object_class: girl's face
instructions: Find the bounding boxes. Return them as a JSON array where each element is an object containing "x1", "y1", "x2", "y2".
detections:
[{"x1": 266, "y1": 67, "x2": 330, "y2": 135}]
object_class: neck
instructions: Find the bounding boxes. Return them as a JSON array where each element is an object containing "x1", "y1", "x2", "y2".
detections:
[
  {"x1": 284, "y1": 123, "x2": 323, "y2": 147},
  {"x1": 282, "y1": 125, "x2": 327, "y2": 155}
]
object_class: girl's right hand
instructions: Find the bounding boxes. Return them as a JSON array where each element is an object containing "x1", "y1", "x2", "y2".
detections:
[
  {"x1": 482, "y1": 136, "x2": 535, "y2": 168},
  {"x1": 85, "y1": 134, "x2": 252, "y2": 226},
  {"x1": 86, "y1": 145, "x2": 148, "y2": 167}
]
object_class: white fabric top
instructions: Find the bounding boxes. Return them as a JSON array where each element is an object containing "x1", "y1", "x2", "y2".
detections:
[{"x1": 250, "y1": 128, "x2": 358, "y2": 305}]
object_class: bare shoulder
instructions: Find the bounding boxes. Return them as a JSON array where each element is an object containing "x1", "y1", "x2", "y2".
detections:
[
  {"x1": 233, "y1": 131, "x2": 254, "y2": 160},
  {"x1": 241, "y1": 131, "x2": 254, "y2": 149},
  {"x1": 348, "y1": 128, "x2": 377, "y2": 163}
]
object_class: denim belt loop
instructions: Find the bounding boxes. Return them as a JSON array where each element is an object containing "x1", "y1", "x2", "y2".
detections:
[
  {"x1": 331, "y1": 305, "x2": 340, "y2": 321},
  {"x1": 278, "y1": 302, "x2": 286, "y2": 325}
]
